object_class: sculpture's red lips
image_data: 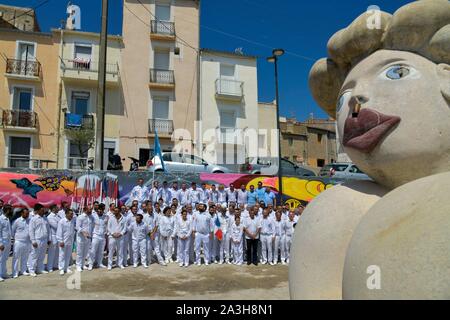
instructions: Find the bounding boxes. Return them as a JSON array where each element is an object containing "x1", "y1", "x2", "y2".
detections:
[{"x1": 343, "y1": 108, "x2": 401, "y2": 153}]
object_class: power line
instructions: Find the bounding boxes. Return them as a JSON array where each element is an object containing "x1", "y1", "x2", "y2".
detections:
[{"x1": 4, "y1": 0, "x2": 51, "y2": 25}]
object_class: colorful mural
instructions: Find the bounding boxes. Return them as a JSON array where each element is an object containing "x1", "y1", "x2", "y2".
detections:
[{"x1": 0, "y1": 169, "x2": 335, "y2": 209}]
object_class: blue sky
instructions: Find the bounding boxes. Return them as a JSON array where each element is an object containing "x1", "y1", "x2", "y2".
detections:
[{"x1": 3, "y1": 0, "x2": 413, "y2": 120}]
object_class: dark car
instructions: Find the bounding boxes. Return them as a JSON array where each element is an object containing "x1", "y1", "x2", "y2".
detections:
[{"x1": 240, "y1": 157, "x2": 316, "y2": 177}]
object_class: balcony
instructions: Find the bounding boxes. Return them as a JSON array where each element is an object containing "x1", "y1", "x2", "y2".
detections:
[
  {"x1": 60, "y1": 58, "x2": 119, "y2": 86},
  {"x1": 1, "y1": 109, "x2": 38, "y2": 132},
  {"x1": 150, "y1": 20, "x2": 176, "y2": 41},
  {"x1": 215, "y1": 78, "x2": 244, "y2": 101},
  {"x1": 5, "y1": 58, "x2": 41, "y2": 81},
  {"x1": 64, "y1": 113, "x2": 94, "y2": 130},
  {"x1": 149, "y1": 69, "x2": 175, "y2": 90},
  {"x1": 148, "y1": 119, "x2": 173, "y2": 136}
]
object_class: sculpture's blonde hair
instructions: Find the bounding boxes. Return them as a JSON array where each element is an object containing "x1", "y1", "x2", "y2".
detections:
[{"x1": 309, "y1": 0, "x2": 450, "y2": 118}]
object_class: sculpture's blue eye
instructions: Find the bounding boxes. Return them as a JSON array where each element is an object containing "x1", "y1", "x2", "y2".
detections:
[{"x1": 385, "y1": 65, "x2": 410, "y2": 80}]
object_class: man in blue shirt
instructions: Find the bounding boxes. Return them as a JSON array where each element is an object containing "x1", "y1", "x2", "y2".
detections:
[
  {"x1": 256, "y1": 181, "x2": 266, "y2": 203},
  {"x1": 263, "y1": 187, "x2": 276, "y2": 207},
  {"x1": 247, "y1": 185, "x2": 258, "y2": 207}
]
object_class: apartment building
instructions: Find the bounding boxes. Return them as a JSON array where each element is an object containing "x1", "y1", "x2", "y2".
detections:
[
  {"x1": 121, "y1": 0, "x2": 200, "y2": 169},
  {"x1": 257, "y1": 101, "x2": 278, "y2": 158},
  {"x1": 280, "y1": 117, "x2": 337, "y2": 168},
  {"x1": 0, "y1": 4, "x2": 40, "y2": 32},
  {"x1": 199, "y1": 49, "x2": 258, "y2": 165},
  {"x1": 52, "y1": 28, "x2": 123, "y2": 169},
  {"x1": 0, "y1": 17, "x2": 59, "y2": 169}
]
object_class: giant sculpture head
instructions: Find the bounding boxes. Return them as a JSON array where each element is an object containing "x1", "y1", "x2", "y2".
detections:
[{"x1": 309, "y1": 0, "x2": 450, "y2": 189}]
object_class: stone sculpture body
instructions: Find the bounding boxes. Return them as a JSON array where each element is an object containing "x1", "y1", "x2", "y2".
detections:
[{"x1": 289, "y1": 0, "x2": 450, "y2": 299}]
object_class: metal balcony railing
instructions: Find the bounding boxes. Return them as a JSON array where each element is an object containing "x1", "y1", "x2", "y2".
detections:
[
  {"x1": 1, "y1": 109, "x2": 38, "y2": 128},
  {"x1": 7, "y1": 154, "x2": 31, "y2": 168},
  {"x1": 61, "y1": 59, "x2": 118, "y2": 74},
  {"x1": 148, "y1": 119, "x2": 173, "y2": 134},
  {"x1": 6, "y1": 58, "x2": 41, "y2": 77},
  {"x1": 151, "y1": 20, "x2": 175, "y2": 36},
  {"x1": 215, "y1": 78, "x2": 244, "y2": 97},
  {"x1": 64, "y1": 113, "x2": 94, "y2": 129},
  {"x1": 150, "y1": 69, "x2": 175, "y2": 85}
]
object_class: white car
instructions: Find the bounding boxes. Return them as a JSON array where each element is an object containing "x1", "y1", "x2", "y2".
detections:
[
  {"x1": 147, "y1": 152, "x2": 231, "y2": 174},
  {"x1": 319, "y1": 163, "x2": 372, "y2": 181}
]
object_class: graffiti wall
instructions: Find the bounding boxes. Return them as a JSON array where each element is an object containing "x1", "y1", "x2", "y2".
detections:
[{"x1": 0, "y1": 168, "x2": 335, "y2": 209}]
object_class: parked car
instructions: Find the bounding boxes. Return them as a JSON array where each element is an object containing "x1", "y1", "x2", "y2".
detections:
[
  {"x1": 240, "y1": 157, "x2": 316, "y2": 177},
  {"x1": 147, "y1": 152, "x2": 231, "y2": 174},
  {"x1": 319, "y1": 162, "x2": 372, "y2": 181}
]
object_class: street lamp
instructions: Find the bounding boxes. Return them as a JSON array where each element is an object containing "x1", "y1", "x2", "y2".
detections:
[{"x1": 267, "y1": 48, "x2": 285, "y2": 205}]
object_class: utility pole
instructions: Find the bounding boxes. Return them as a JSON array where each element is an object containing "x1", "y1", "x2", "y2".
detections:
[{"x1": 94, "y1": 0, "x2": 108, "y2": 170}]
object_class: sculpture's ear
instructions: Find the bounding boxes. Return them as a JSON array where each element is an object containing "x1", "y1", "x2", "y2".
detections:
[{"x1": 437, "y1": 64, "x2": 450, "y2": 102}]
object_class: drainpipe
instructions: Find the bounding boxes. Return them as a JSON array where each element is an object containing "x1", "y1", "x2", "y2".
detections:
[
  {"x1": 196, "y1": 0, "x2": 201, "y2": 157},
  {"x1": 55, "y1": 28, "x2": 64, "y2": 168}
]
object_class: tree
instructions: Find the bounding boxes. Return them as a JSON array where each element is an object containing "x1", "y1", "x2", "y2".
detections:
[{"x1": 64, "y1": 127, "x2": 95, "y2": 168}]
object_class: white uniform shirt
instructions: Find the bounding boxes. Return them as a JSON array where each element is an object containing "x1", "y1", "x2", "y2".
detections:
[
  {"x1": 128, "y1": 221, "x2": 149, "y2": 241},
  {"x1": 178, "y1": 189, "x2": 190, "y2": 206},
  {"x1": 260, "y1": 217, "x2": 275, "y2": 236},
  {"x1": 237, "y1": 190, "x2": 248, "y2": 205},
  {"x1": 12, "y1": 217, "x2": 30, "y2": 243},
  {"x1": 170, "y1": 188, "x2": 180, "y2": 202},
  {"x1": 284, "y1": 219, "x2": 296, "y2": 237},
  {"x1": 230, "y1": 222, "x2": 244, "y2": 242},
  {"x1": 158, "y1": 188, "x2": 172, "y2": 205},
  {"x1": 92, "y1": 213, "x2": 109, "y2": 240},
  {"x1": 29, "y1": 215, "x2": 50, "y2": 243},
  {"x1": 76, "y1": 213, "x2": 94, "y2": 238},
  {"x1": 57, "y1": 209, "x2": 66, "y2": 220},
  {"x1": 243, "y1": 216, "x2": 261, "y2": 240},
  {"x1": 193, "y1": 212, "x2": 212, "y2": 235},
  {"x1": 47, "y1": 212, "x2": 61, "y2": 242},
  {"x1": 148, "y1": 187, "x2": 160, "y2": 204},
  {"x1": 200, "y1": 188, "x2": 209, "y2": 203},
  {"x1": 217, "y1": 213, "x2": 231, "y2": 234},
  {"x1": 56, "y1": 217, "x2": 76, "y2": 244},
  {"x1": 217, "y1": 190, "x2": 227, "y2": 203},
  {"x1": 273, "y1": 219, "x2": 284, "y2": 237},
  {"x1": 130, "y1": 185, "x2": 149, "y2": 204},
  {"x1": 226, "y1": 188, "x2": 238, "y2": 203},
  {"x1": 159, "y1": 215, "x2": 175, "y2": 237},
  {"x1": 209, "y1": 190, "x2": 219, "y2": 203},
  {"x1": 107, "y1": 215, "x2": 127, "y2": 237},
  {"x1": 175, "y1": 218, "x2": 193, "y2": 238},
  {"x1": 188, "y1": 188, "x2": 202, "y2": 205},
  {"x1": 0, "y1": 214, "x2": 12, "y2": 244}
]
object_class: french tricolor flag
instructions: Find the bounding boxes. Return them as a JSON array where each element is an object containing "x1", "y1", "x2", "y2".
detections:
[{"x1": 214, "y1": 216, "x2": 223, "y2": 241}]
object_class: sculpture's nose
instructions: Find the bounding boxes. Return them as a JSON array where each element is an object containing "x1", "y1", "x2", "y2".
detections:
[{"x1": 349, "y1": 95, "x2": 369, "y2": 118}]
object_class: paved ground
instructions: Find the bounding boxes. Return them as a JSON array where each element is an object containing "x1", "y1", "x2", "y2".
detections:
[{"x1": 0, "y1": 260, "x2": 289, "y2": 300}]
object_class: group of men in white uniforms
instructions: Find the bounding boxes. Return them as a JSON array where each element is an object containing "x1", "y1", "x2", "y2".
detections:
[{"x1": 0, "y1": 179, "x2": 301, "y2": 282}]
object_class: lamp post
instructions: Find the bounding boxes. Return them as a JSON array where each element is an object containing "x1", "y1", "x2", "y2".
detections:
[{"x1": 267, "y1": 48, "x2": 285, "y2": 205}]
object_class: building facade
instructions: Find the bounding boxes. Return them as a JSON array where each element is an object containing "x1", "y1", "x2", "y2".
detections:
[
  {"x1": 199, "y1": 49, "x2": 258, "y2": 166},
  {"x1": 53, "y1": 29, "x2": 123, "y2": 169},
  {"x1": 280, "y1": 117, "x2": 337, "y2": 169},
  {"x1": 0, "y1": 25, "x2": 59, "y2": 169},
  {"x1": 120, "y1": 0, "x2": 200, "y2": 169},
  {"x1": 257, "y1": 101, "x2": 278, "y2": 159},
  {"x1": 0, "y1": 4, "x2": 40, "y2": 32}
]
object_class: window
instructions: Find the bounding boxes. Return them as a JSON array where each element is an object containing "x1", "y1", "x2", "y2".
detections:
[
  {"x1": 12, "y1": 87, "x2": 32, "y2": 110},
  {"x1": 258, "y1": 134, "x2": 265, "y2": 148},
  {"x1": 74, "y1": 44, "x2": 92, "y2": 60},
  {"x1": 220, "y1": 64, "x2": 235, "y2": 79},
  {"x1": 71, "y1": 92, "x2": 89, "y2": 115},
  {"x1": 349, "y1": 165, "x2": 364, "y2": 173},
  {"x1": 68, "y1": 141, "x2": 89, "y2": 169},
  {"x1": 17, "y1": 42, "x2": 36, "y2": 61},
  {"x1": 155, "y1": 3, "x2": 171, "y2": 21},
  {"x1": 317, "y1": 159, "x2": 325, "y2": 167},
  {"x1": 317, "y1": 134, "x2": 323, "y2": 143},
  {"x1": 288, "y1": 137, "x2": 293, "y2": 146},
  {"x1": 152, "y1": 97, "x2": 169, "y2": 119},
  {"x1": 8, "y1": 137, "x2": 31, "y2": 168},
  {"x1": 219, "y1": 110, "x2": 236, "y2": 144},
  {"x1": 154, "y1": 51, "x2": 170, "y2": 70},
  {"x1": 139, "y1": 148, "x2": 152, "y2": 166}
]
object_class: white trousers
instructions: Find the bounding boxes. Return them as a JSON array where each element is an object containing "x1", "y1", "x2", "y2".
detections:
[
  {"x1": 76, "y1": 235, "x2": 91, "y2": 268},
  {"x1": 0, "y1": 241, "x2": 11, "y2": 277},
  {"x1": 195, "y1": 233, "x2": 210, "y2": 264},
  {"x1": 108, "y1": 236, "x2": 123, "y2": 268},
  {"x1": 12, "y1": 240, "x2": 30, "y2": 276},
  {"x1": 47, "y1": 239, "x2": 59, "y2": 270},
  {"x1": 132, "y1": 238, "x2": 147, "y2": 265},
  {"x1": 273, "y1": 235, "x2": 286, "y2": 262},
  {"x1": 147, "y1": 233, "x2": 164, "y2": 264},
  {"x1": 28, "y1": 239, "x2": 48, "y2": 273},
  {"x1": 285, "y1": 235, "x2": 292, "y2": 262},
  {"x1": 231, "y1": 239, "x2": 243, "y2": 264},
  {"x1": 160, "y1": 235, "x2": 173, "y2": 261},
  {"x1": 58, "y1": 241, "x2": 73, "y2": 271},
  {"x1": 89, "y1": 237, "x2": 106, "y2": 267},
  {"x1": 260, "y1": 234, "x2": 273, "y2": 263},
  {"x1": 177, "y1": 237, "x2": 191, "y2": 265},
  {"x1": 122, "y1": 233, "x2": 133, "y2": 266},
  {"x1": 218, "y1": 233, "x2": 230, "y2": 262}
]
